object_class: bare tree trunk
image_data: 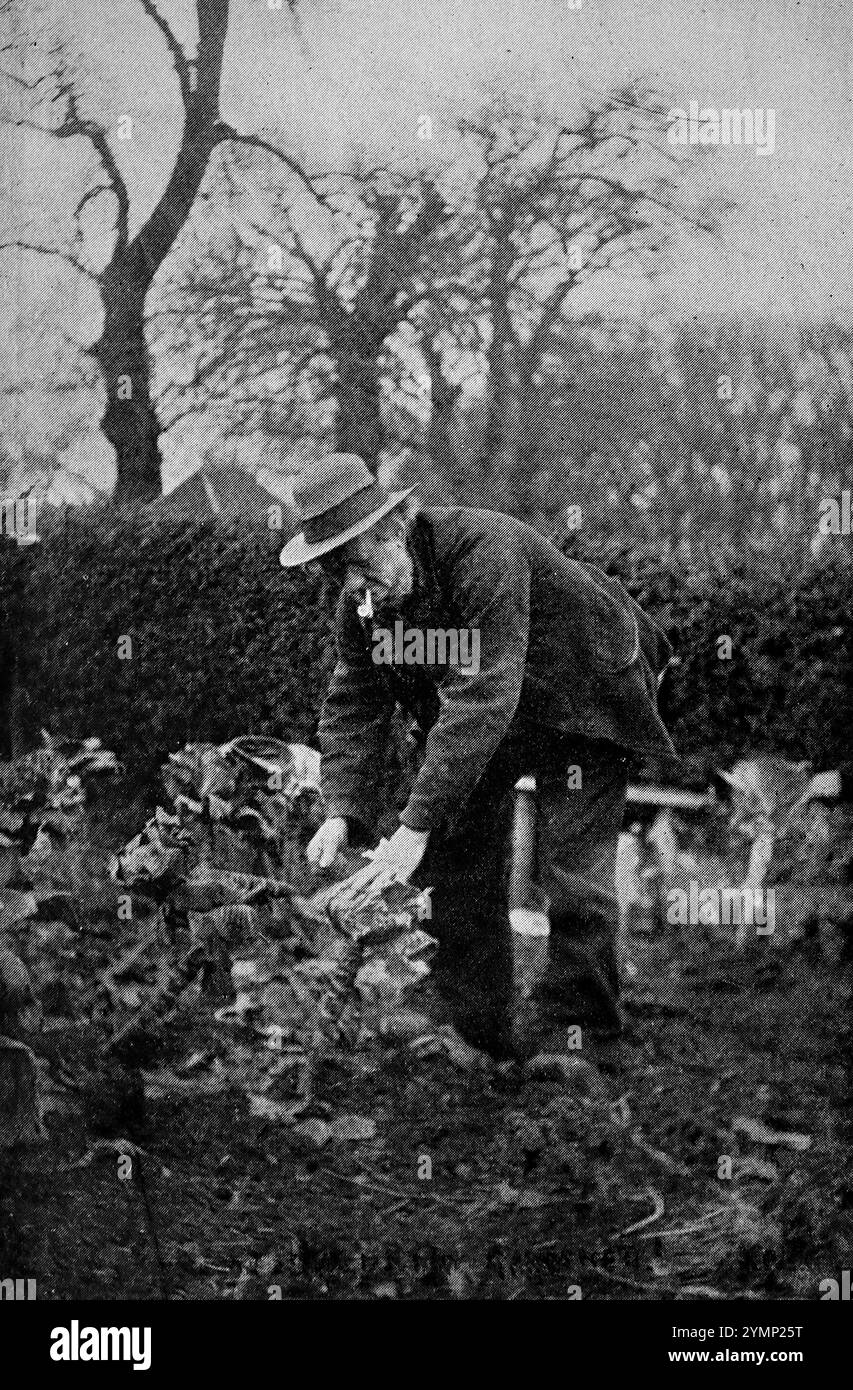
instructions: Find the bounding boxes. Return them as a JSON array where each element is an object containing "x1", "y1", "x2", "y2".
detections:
[
  {"x1": 321, "y1": 183, "x2": 448, "y2": 472},
  {"x1": 480, "y1": 217, "x2": 519, "y2": 475},
  {"x1": 0, "y1": 540, "x2": 28, "y2": 759},
  {"x1": 0, "y1": 634, "x2": 13, "y2": 760},
  {"x1": 93, "y1": 283, "x2": 162, "y2": 505},
  {"x1": 514, "y1": 340, "x2": 543, "y2": 477},
  {"x1": 1, "y1": 0, "x2": 234, "y2": 505},
  {"x1": 333, "y1": 344, "x2": 384, "y2": 468},
  {"x1": 93, "y1": 0, "x2": 229, "y2": 503},
  {"x1": 423, "y1": 338, "x2": 461, "y2": 474},
  {"x1": 94, "y1": 114, "x2": 221, "y2": 504}
]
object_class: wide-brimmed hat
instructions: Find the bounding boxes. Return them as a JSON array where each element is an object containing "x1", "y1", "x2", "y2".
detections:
[{"x1": 279, "y1": 453, "x2": 416, "y2": 567}]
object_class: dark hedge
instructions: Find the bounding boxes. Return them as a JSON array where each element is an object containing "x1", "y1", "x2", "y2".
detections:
[
  {"x1": 566, "y1": 535, "x2": 853, "y2": 783},
  {"x1": 1, "y1": 505, "x2": 851, "y2": 789},
  {"x1": 0, "y1": 504, "x2": 335, "y2": 784}
]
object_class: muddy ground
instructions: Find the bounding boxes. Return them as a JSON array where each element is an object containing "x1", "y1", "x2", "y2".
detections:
[{"x1": 1, "y1": 794, "x2": 851, "y2": 1302}]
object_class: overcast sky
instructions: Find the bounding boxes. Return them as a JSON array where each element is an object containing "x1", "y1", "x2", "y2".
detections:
[
  {"x1": 4, "y1": 0, "x2": 852, "y2": 318},
  {"x1": 244, "y1": 0, "x2": 853, "y2": 320},
  {"x1": 1, "y1": 0, "x2": 851, "y2": 489}
]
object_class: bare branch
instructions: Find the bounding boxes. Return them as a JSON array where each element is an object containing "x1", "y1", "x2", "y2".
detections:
[
  {"x1": 215, "y1": 124, "x2": 328, "y2": 205},
  {"x1": 73, "y1": 183, "x2": 111, "y2": 220},
  {"x1": 55, "y1": 90, "x2": 131, "y2": 252},
  {"x1": 138, "y1": 0, "x2": 192, "y2": 107},
  {"x1": 0, "y1": 239, "x2": 99, "y2": 280},
  {"x1": 6, "y1": 68, "x2": 132, "y2": 256}
]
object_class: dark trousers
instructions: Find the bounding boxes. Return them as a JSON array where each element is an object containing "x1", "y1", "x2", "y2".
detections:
[{"x1": 412, "y1": 729, "x2": 631, "y2": 1054}]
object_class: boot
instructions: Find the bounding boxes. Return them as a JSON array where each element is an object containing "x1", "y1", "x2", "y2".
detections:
[{"x1": 510, "y1": 927, "x2": 623, "y2": 1061}]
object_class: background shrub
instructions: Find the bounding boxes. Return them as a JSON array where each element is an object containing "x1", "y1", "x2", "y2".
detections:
[
  {"x1": 0, "y1": 504, "x2": 335, "y2": 787},
  {"x1": 1, "y1": 506, "x2": 850, "y2": 796},
  {"x1": 562, "y1": 534, "x2": 852, "y2": 783}
]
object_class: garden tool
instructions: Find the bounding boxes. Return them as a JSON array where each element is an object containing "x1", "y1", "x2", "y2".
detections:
[{"x1": 508, "y1": 775, "x2": 550, "y2": 1026}]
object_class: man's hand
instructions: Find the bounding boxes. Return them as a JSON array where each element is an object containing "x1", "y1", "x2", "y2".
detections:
[
  {"x1": 306, "y1": 816, "x2": 349, "y2": 870},
  {"x1": 329, "y1": 825, "x2": 429, "y2": 908},
  {"x1": 805, "y1": 770, "x2": 841, "y2": 801},
  {"x1": 377, "y1": 825, "x2": 430, "y2": 880}
]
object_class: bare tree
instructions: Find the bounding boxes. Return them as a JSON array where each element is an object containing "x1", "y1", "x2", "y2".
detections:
[
  {"x1": 159, "y1": 154, "x2": 452, "y2": 470},
  {"x1": 0, "y1": 0, "x2": 315, "y2": 503},
  {"x1": 448, "y1": 87, "x2": 726, "y2": 477},
  {"x1": 136, "y1": 79, "x2": 722, "y2": 489}
]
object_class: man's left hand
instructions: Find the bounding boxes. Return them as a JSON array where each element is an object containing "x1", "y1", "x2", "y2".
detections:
[{"x1": 329, "y1": 825, "x2": 429, "y2": 908}]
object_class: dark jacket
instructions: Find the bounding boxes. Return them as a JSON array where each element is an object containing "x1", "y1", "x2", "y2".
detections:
[{"x1": 318, "y1": 506, "x2": 676, "y2": 836}]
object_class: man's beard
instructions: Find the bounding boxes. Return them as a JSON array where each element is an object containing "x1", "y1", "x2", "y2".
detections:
[{"x1": 357, "y1": 548, "x2": 416, "y2": 612}]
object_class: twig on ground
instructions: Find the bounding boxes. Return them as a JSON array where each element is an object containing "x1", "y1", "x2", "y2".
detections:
[
  {"x1": 630, "y1": 1129, "x2": 691, "y2": 1177},
  {"x1": 57, "y1": 1138, "x2": 170, "y2": 1295},
  {"x1": 319, "y1": 1163, "x2": 464, "y2": 1210},
  {"x1": 637, "y1": 1206, "x2": 728, "y2": 1240},
  {"x1": 134, "y1": 1150, "x2": 169, "y2": 1299},
  {"x1": 590, "y1": 1264, "x2": 677, "y2": 1295},
  {"x1": 378, "y1": 1197, "x2": 413, "y2": 1219},
  {"x1": 61, "y1": 1137, "x2": 150, "y2": 1169},
  {"x1": 614, "y1": 1186, "x2": 665, "y2": 1238},
  {"x1": 317, "y1": 1166, "x2": 412, "y2": 1201}
]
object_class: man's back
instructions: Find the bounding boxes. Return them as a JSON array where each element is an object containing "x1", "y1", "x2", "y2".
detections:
[
  {"x1": 402, "y1": 505, "x2": 676, "y2": 757},
  {"x1": 293, "y1": 454, "x2": 676, "y2": 1061}
]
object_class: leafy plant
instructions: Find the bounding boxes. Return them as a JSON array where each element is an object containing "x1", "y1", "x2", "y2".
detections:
[{"x1": 109, "y1": 735, "x2": 435, "y2": 1093}]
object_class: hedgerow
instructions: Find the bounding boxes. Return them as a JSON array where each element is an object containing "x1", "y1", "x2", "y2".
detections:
[
  {"x1": 0, "y1": 505, "x2": 334, "y2": 784},
  {"x1": 1, "y1": 506, "x2": 850, "y2": 789}
]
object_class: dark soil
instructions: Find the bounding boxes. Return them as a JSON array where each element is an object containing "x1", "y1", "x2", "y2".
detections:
[{"x1": 2, "y1": 917, "x2": 850, "y2": 1301}]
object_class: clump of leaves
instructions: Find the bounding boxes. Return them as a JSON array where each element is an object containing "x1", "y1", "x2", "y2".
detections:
[
  {"x1": 109, "y1": 807, "x2": 194, "y2": 903},
  {"x1": 109, "y1": 737, "x2": 434, "y2": 1100},
  {"x1": 0, "y1": 733, "x2": 121, "y2": 928},
  {"x1": 0, "y1": 733, "x2": 121, "y2": 859},
  {"x1": 624, "y1": 755, "x2": 851, "y2": 954},
  {"x1": 159, "y1": 736, "x2": 323, "y2": 877},
  {"x1": 111, "y1": 738, "x2": 325, "y2": 893}
]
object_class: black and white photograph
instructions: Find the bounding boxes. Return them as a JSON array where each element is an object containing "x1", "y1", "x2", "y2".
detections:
[{"x1": 0, "y1": 0, "x2": 851, "y2": 1349}]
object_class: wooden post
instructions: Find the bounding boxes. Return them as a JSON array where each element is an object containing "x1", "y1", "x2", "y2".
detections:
[{"x1": 0, "y1": 1038, "x2": 45, "y2": 1147}]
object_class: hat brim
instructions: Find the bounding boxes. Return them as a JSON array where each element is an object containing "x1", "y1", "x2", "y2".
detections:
[{"x1": 279, "y1": 487, "x2": 417, "y2": 568}]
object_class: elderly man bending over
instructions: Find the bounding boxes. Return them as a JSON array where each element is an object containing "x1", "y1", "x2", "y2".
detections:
[{"x1": 280, "y1": 453, "x2": 676, "y2": 1061}]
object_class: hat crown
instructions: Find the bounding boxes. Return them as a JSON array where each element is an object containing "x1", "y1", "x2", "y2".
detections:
[
  {"x1": 293, "y1": 453, "x2": 374, "y2": 522},
  {"x1": 279, "y1": 453, "x2": 415, "y2": 567}
]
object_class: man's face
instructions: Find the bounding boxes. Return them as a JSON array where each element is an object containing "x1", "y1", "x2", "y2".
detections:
[{"x1": 312, "y1": 514, "x2": 414, "y2": 608}]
